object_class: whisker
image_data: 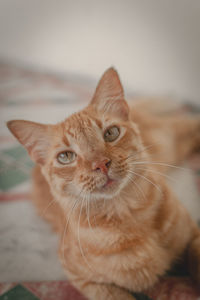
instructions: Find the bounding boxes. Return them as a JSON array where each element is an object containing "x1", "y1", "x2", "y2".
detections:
[
  {"x1": 62, "y1": 196, "x2": 81, "y2": 267},
  {"x1": 77, "y1": 196, "x2": 96, "y2": 273},
  {"x1": 126, "y1": 173, "x2": 147, "y2": 202},
  {"x1": 134, "y1": 167, "x2": 177, "y2": 183},
  {"x1": 41, "y1": 198, "x2": 57, "y2": 218},
  {"x1": 84, "y1": 192, "x2": 96, "y2": 237},
  {"x1": 134, "y1": 166, "x2": 197, "y2": 196},
  {"x1": 125, "y1": 141, "x2": 166, "y2": 161},
  {"x1": 127, "y1": 169, "x2": 162, "y2": 193},
  {"x1": 128, "y1": 160, "x2": 190, "y2": 172},
  {"x1": 125, "y1": 144, "x2": 159, "y2": 161}
]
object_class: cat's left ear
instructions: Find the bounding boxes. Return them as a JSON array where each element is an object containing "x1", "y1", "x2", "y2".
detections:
[
  {"x1": 7, "y1": 120, "x2": 52, "y2": 165},
  {"x1": 90, "y1": 67, "x2": 129, "y2": 121}
]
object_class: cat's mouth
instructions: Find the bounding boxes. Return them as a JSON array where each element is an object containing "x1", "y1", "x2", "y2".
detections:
[
  {"x1": 96, "y1": 174, "x2": 118, "y2": 193},
  {"x1": 85, "y1": 172, "x2": 122, "y2": 196},
  {"x1": 102, "y1": 177, "x2": 115, "y2": 188}
]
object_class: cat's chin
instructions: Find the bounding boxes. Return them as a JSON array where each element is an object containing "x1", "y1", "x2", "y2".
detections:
[{"x1": 91, "y1": 178, "x2": 125, "y2": 200}]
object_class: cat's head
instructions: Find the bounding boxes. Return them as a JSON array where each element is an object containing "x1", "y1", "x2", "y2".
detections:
[{"x1": 7, "y1": 68, "x2": 144, "y2": 203}]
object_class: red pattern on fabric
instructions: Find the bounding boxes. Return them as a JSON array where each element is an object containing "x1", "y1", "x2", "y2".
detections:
[
  {"x1": 147, "y1": 277, "x2": 200, "y2": 299},
  {"x1": 0, "y1": 193, "x2": 31, "y2": 202},
  {"x1": 24, "y1": 281, "x2": 86, "y2": 300},
  {"x1": 0, "y1": 283, "x2": 16, "y2": 296}
]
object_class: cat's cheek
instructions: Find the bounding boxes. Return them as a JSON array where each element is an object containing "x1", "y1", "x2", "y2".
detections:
[
  {"x1": 41, "y1": 166, "x2": 66, "y2": 194},
  {"x1": 51, "y1": 176, "x2": 64, "y2": 192},
  {"x1": 40, "y1": 166, "x2": 51, "y2": 183}
]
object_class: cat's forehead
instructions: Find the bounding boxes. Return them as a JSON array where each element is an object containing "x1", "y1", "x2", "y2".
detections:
[
  {"x1": 62, "y1": 111, "x2": 103, "y2": 150},
  {"x1": 65, "y1": 111, "x2": 100, "y2": 134}
]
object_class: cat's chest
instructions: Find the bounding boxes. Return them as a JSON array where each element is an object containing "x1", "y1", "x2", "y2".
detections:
[
  {"x1": 63, "y1": 225, "x2": 171, "y2": 290},
  {"x1": 70, "y1": 223, "x2": 166, "y2": 260}
]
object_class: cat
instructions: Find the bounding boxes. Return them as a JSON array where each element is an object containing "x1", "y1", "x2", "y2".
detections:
[{"x1": 7, "y1": 68, "x2": 200, "y2": 299}]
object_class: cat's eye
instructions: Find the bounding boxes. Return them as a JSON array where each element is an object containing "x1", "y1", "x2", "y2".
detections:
[
  {"x1": 104, "y1": 126, "x2": 120, "y2": 142},
  {"x1": 57, "y1": 151, "x2": 76, "y2": 165}
]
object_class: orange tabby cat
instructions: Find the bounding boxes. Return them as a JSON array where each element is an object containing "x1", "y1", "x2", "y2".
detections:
[{"x1": 7, "y1": 68, "x2": 200, "y2": 299}]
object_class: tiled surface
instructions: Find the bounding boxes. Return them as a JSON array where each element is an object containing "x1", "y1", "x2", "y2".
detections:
[
  {"x1": 0, "y1": 62, "x2": 200, "y2": 299},
  {"x1": 0, "y1": 279, "x2": 200, "y2": 300},
  {"x1": 0, "y1": 285, "x2": 39, "y2": 300},
  {"x1": 0, "y1": 282, "x2": 86, "y2": 300}
]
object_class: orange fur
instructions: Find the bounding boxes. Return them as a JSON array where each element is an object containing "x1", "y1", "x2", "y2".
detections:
[{"x1": 7, "y1": 68, "x2": 200, "y2": 299}]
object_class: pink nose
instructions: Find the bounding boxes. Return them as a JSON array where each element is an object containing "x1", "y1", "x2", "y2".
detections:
[{"x1": 92, "y1": 159, "x2": 111, "y2": 174}]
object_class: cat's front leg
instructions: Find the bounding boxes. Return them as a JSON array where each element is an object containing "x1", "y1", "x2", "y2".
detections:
[
  {"x1": 188, "y1": 230, "x2": 200, "y2": 285},
  {"x1": 72, "y1": 279, "x2": 136, "y2": 300}
]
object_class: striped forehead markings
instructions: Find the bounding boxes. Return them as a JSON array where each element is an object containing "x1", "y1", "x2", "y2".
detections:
[
  {"x1": 62, "y1": 135, "x2": 70, "y2": 146},
  {"x1": 93, "y1": 118, "x2": 102, "y2": 129},
  {"x1": 64, "y1": 113, "x2": 104, "y2": 149}
]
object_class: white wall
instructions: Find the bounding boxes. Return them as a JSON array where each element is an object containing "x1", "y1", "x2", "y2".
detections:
[{"x1": 0, "y1": 0, "x2": 200, "y2": 102}]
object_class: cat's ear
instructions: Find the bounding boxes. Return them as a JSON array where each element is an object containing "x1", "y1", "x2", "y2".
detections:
[
  {"x1": 90, "y1": 67, "x2": 129, "y2": 120},
  {"x1": 7, "y1": 120, "x2": 52, "y2": 165}
]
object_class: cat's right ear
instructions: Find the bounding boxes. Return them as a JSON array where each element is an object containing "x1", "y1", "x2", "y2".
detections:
[
  {"x1": 7, "y1": 120, "x2": 52, "y2": 165},
  {"x1": 90, "y1": 67, "x2": 129, "y2": 121}
]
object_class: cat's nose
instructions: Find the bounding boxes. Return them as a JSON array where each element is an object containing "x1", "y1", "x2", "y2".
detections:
[{"x1": 92, "y1": 159, "x2": 111, "y2": 174}]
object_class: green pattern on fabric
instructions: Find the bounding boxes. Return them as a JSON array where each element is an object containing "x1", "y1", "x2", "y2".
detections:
[
  {"x1": 0, "y1": 285, "x2": 39, "y2": 300},
  {"x1": 0, "y1": 145, "x2": 34, "y2": 191},
  {"x1": 3, "y1": 146, "x2": 28, "y2": 160},
  {"x1": 0, "y1": 165, "x2": 28, "y2": 191}
]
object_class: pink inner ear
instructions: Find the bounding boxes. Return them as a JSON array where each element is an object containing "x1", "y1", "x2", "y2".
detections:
[
  {"x1": 7, "y1": 120, "x2": 51, "y2": 165},
  {"x1": 119, "y1": 100, "x2": 130, "y2": 119},
  {"x1": 27, "y1": 140, "x2": 48, "y2": 165},
  {"x1": 100, "y1": 99, "x2": 130, "y2": 121}
]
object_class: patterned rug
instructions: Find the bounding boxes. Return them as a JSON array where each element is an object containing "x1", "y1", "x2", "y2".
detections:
[{"x1": 0, "y1": 62, "x2": 200, "y2": 299}]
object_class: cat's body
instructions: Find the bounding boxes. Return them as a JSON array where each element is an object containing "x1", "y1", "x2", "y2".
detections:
[{"x1": 8, "y1": 68, "x2": 200, "y2": 299}]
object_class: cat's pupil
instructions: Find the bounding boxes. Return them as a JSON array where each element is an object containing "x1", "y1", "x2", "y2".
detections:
[{"x1": 107, "y1": 130, "x2": 111, "y2": 136}]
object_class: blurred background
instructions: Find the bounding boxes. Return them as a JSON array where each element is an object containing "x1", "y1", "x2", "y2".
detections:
[
  {"x1": 0, "y1": 0, "x2": 200, "y2": 288},
  {"x1": 0, "y1": 0, "x2": 200, "y2": 102}
]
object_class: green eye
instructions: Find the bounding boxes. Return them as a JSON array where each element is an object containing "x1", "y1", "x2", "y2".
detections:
[
  {"x1": 104, "y1": 126, "x2": 120, "y2": 142},
  {"x1": 57, "y1": 151, "x2": 76, "y2": 164}
]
